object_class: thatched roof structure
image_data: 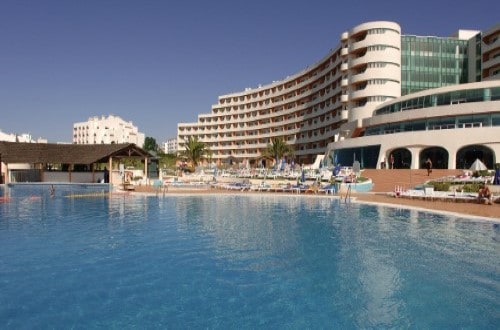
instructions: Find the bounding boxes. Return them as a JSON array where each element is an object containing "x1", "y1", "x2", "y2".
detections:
[{"x1": 0, "y1": 142, "x2": 151, "y2": 165}]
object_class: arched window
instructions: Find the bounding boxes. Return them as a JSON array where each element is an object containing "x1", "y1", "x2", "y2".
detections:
[
  {"x1": 456, "y1": 145, "x2": 494, "y2": 170},
  {"x1": 420, "y1": 147, "x2": 449, "y2": 169}
]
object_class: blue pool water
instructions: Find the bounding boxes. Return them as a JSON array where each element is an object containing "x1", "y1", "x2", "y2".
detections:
[{"x1": 0, "y1": 185, "x2": 499, "y2": 328}]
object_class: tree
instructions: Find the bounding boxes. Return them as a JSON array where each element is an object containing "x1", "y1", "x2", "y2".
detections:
[
  {"x1": 263, "y1": 137, "x2": 294, "y2": 165},
  {"x1": 143, "y1": 137, "x2": 158, "y2": 152},
  {"x1": 180, "y1": 136, "x2": 207, "y2": 168},
  {"x1": 157, "y1": 151, "x2": 176, "y2": 168},
  {"x1": 205, "y1": 146, "x2": 214, "y2": 168}
]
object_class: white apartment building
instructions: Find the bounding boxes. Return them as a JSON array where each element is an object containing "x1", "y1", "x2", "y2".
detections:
[
  {"x1": 164, "y1": 138, "x2": 178, "y2": 154},
  {"x1": 0, "y1": 130, "x2": 47, "y2": 143},
  {"x1": 178, "y1": 21, "x2": 402, "y2": 166},
  {"x1": 73, "y1": 115, "x2": 145, "y2": 146}
]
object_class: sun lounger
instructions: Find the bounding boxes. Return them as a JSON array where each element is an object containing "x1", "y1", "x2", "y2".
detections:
[
  {"x1": 249, "y1": 182, "x2": 271, "y2": 192},
  {"x1": 319, "y1": 184, "x2": 337, "y2": 195},
  {"x1": 121, "y1": 183, "x2": 135, "y2": 191}
]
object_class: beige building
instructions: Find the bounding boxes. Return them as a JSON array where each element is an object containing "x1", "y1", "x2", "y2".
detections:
[
  {"x1": 326, "y1": 80, "x2": 500, "y2": 170},
  {"x1": 482, "y1": 23, "x2": 500, "y2": 81},
  {"x1": 178, "y1": 21, "x2": 401, "y2": 166},
  {"x1": 177, "y1": 20, "x2": 499, "y2": 168},
  {"x1": 73, "y1": 115, "x2": 145, "y2": 146}
]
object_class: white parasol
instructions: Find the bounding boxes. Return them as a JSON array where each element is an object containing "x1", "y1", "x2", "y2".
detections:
[{"x1": 469, "y1": 158, "x2": 487, "y2": 171}]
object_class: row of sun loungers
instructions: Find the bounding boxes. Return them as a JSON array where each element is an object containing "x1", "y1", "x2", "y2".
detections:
[
  {"x1": 397, "y1": 187, "x2": 497, "y2": 203},
  {"x1": 211, "y1": 181, "x2": 340, "y2": 195}
]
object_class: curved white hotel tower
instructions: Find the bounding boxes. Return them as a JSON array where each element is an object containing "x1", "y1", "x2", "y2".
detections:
[
  {"x1": 178, "y1": 21, "x2": 401, "y2": 166},
  {"x1": 178, "y1": 21, "x2": 499, "y2": 169}
]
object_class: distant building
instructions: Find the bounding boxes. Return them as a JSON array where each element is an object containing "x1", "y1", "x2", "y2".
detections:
[
  {"x1": 164, "y1": 138, "x2": 178, "y2": 154},
  {"x1": 0, "y1": 130, "x2": 47, "y2": 143},
  {"x1": 73, "y1": 115, "x2": 145, "y2": 146}
]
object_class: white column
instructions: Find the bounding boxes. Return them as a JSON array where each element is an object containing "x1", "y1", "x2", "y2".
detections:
[
  {"x1": 447, "y1": 147, "x2": 457, "y2": 170},
  {"x1": 408, "y1": 147, "x2": 421, "y2": 169},
  {"x1": 108, "y1": 157, "x2": 113, "y2": 185}
]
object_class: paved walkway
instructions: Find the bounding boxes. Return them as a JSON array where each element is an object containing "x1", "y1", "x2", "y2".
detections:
[
  {"x1": 358, "y1": 169, "x2": 499, "y2": 220},
  {"x1": 354, "y1": 193, "x2": 499, "y2": 221},
  {"x1": 362, "y1": 169, "x2": 463, "y2": 193}
]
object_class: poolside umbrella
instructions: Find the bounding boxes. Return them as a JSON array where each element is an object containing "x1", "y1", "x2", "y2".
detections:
[
  {"x1": 301, "y1": 169, "x2": 305, "y2": 183},
  {"x1": 333, "y1": 164, "x2": 341, "y2": 176},
  {"x1": 469, "y1": 158, "x2": 487, "y2": 171}
]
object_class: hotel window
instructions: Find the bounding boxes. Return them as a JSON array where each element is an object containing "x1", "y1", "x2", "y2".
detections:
[
  {"x1": 491, "y1": 87, "x2": 500, "y2": 101},
  {"x1": 492, "y1": 114, "x2": 500, "y2": 126}
]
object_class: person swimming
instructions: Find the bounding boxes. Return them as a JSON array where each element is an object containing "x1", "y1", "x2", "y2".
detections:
[{"x1": 49, "y1": 185, "x2": 55, "y2": 197}]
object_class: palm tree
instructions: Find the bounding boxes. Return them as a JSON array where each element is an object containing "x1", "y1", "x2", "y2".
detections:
[
  {"x1": 180, "y1": 136, "x2": 207, "y2": 168},
  {"x1": 205, "y1": 146, "x2": 214, "y2": 169},
  {"x1": 263, "y1": 137, "x2": 294, "y2": 167}
]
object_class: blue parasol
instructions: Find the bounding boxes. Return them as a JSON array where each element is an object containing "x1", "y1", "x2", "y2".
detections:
[{"x1": 333, "y1": 164, "x2": 341, "y2": 176}]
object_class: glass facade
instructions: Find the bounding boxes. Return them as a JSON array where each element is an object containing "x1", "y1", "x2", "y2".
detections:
[
  {"x1": 374, "y1": 87, "x2": 500, "y2": 115},
  {"x1": 329, "y1": 145, "x2": 381, "y2": 169},
  {"x1": 401, "y1": 36, "x2": 469, "y2": 95},
  {"x1": 365, "y1": 112, "x2": 499, "y2": 136},
  {"x1": 474, "y1": 33, "x2": 482, "y2": 82}
]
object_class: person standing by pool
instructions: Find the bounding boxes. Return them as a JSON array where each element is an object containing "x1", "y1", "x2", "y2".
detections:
[{"x1": 425, "y1": 158, "x2": 433, "y2": 176}]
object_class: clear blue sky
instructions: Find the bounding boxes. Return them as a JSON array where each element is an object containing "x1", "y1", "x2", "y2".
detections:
[{"x1": 1, "y1": 0, "x2": 498, "y2": 143}]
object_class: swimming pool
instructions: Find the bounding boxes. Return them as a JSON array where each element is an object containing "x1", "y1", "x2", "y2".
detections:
[{"x1": 0, "y1": 185, "x2": 498, "y2": 328}]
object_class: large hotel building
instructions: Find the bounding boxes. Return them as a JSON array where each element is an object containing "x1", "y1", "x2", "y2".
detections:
[{"x1": 177, "y1": 21, "x2": 499, "y2": 170}]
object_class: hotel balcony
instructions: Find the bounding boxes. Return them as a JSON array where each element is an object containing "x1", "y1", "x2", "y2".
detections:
[{"x1": 482, "y1": 56, "x2": 500, "y2": 70}]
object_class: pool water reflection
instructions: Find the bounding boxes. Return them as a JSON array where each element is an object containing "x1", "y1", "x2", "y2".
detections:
[{"x1": 0, "y1": 185, "x2": 498, "y2": 328}]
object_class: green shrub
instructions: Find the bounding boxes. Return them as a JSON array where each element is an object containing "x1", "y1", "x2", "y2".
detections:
[
  {"x1": 428, "y1": 181, "x2": 451, "y2": 192},
  {"x1": 357, "y1": 176, "x2": 369, "y2": 183},
  {"x1": 461, "y1": 182, "x2": 482, "y2": 193}
]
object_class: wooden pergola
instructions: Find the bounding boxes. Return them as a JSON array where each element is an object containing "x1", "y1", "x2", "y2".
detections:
[{"x1": 0, "y1": 142, "x2": 152, "y2": 185}]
